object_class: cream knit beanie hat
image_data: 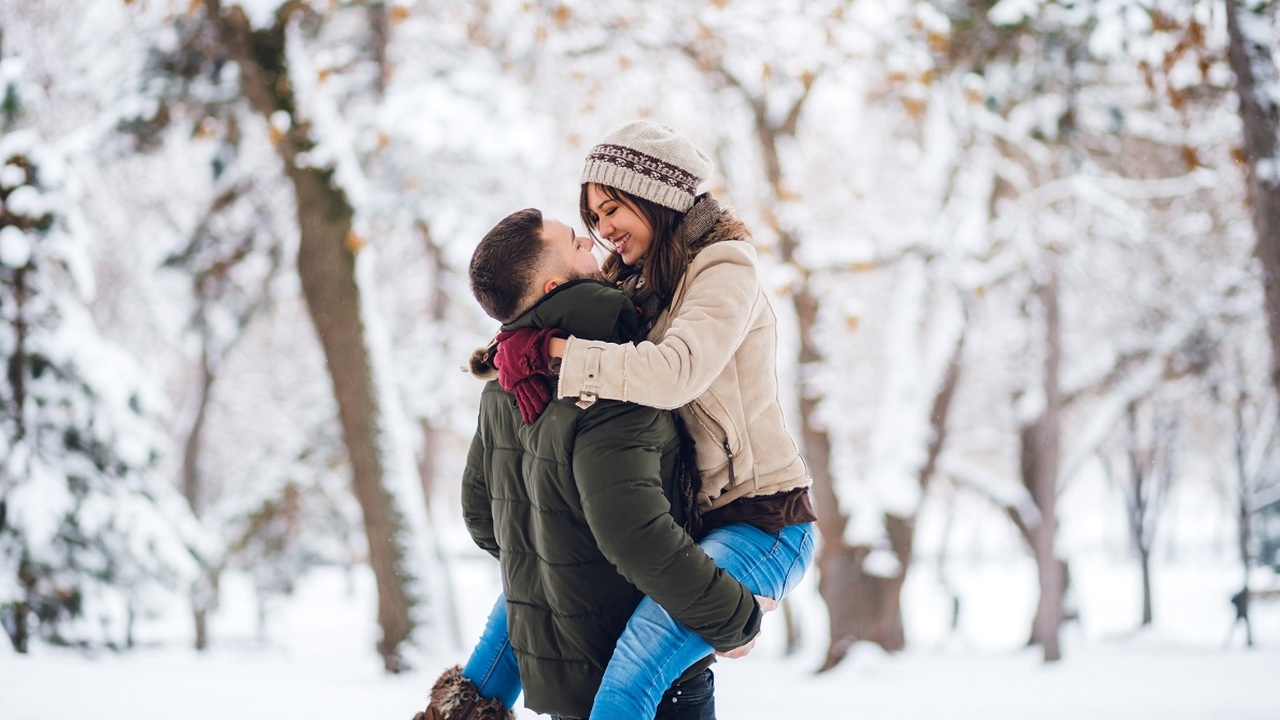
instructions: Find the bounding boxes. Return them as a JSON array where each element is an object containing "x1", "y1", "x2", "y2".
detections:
[{"x1": 579, "y1": 120, "x2": 714, "y2": 213}]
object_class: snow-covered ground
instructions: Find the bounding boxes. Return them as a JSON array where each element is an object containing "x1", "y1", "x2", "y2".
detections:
[{"x1": 6, "y1": 551, "x2": 1279, "y2": 720}]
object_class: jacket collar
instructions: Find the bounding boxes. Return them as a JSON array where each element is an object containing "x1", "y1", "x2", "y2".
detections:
[{"x1": 501, "y1": 279, "x2": 641, "y2": 344}]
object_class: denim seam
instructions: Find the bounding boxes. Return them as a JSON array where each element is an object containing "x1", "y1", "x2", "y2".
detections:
[
  {"x1": 721, "y1": 532, "x2": 778, "y2": 588},
  {"x1": 475, "y1": 635, "x2": 511, "y2": 688},
  {"x1": 630, "y1": 631, "x2": 707, "y2": 709},
  {"x1": 780, "y1": 526, "x2": 816, "y2": 596},
  {"x1": 593, "y1": 629, "x2": 708, "y2": 718}
]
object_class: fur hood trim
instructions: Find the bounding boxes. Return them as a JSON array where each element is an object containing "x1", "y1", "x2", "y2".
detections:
[{"x1": 466, "y1": 339, "x2": 498, "y2": 380}]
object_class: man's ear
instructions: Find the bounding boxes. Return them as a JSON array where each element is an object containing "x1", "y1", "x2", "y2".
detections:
[{"x1": 543, "y1": 278, "x2": 561, "y2": 295}]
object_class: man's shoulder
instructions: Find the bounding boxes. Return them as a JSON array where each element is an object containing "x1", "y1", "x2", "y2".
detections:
[{"x1": 477, "y1": 379, "x2": 513, "y2": 404}]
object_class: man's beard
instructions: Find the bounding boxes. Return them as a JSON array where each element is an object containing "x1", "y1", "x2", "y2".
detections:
[{"x1": 566, "y1": 268, "x2": 605, "y2": 283}]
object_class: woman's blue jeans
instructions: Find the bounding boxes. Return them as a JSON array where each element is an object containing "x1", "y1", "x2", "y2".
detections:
[
  {"x1": 461, "y1": 521, "x2": 816, "y2": 719},
  {"x1": 461, "y1": 594, "x2": 522, "y2": 709}
]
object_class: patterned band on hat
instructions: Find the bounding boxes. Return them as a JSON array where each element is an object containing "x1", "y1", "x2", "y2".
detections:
[{"x1": 585, "y1": 144, "x2": 701, "y2": 198}]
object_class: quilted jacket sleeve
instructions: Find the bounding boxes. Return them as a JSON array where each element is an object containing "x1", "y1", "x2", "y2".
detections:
[
  {"x1": 555, "y1": 242, "x2": 760, "y2": 409},
  {"x1": 571, "y1": 402, "x2": 761, "y2": 652},
  {"x1": 460, "y1": 403, "x2": 499, "y2": 561}
]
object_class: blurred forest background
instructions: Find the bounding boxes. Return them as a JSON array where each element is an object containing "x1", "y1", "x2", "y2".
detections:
[{"x1": 3, "y1": 0, "x2": 1280, "y2": 677}]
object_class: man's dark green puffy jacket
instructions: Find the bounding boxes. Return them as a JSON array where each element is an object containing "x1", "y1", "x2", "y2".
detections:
[{"x1": 462, "y1": 280, "x2": 761, "y2": 719}]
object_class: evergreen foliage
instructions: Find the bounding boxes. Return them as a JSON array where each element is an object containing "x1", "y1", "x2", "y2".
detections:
[{"x1": 0, "y1": 58, "x2": 200, "y2": 652}]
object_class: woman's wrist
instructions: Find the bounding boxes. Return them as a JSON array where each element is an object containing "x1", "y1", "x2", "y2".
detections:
[
  {"x1": 548, "y1": 337, "x2": 567, "y2": 359},
  {"x1": 545, "y1": 336, "x2": 566, "y2": 376}
]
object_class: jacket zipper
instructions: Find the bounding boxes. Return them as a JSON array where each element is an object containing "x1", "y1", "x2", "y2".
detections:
[
  {"x1": 691, "y1": 401, "x2": 737, "y2": 487},
  {"x1": 722, "y1": 438, "x2": 736, "y2": 487}
]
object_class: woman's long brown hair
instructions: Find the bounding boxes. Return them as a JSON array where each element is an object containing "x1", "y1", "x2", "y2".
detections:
[{"x1": 579, "y1": 183, "x2": 687, "y2": 310}]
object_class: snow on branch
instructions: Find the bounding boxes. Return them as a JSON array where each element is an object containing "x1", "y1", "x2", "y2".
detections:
[
  {"x1": 1059, "y1": 318, "x2": 1217, "y2": 487},
  {"x1": 938, "y1": 451, "x2": 1041, "y2": 530},
  {"x1": 283, "y1": 20, "x2": 370, "y2": 212}
]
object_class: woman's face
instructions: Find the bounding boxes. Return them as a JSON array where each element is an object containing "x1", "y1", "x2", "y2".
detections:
[{"x1": 586, "y1": 183, "x2": 653, "y2": 266}]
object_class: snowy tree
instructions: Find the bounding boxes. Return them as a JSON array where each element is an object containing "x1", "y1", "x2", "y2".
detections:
[
  {"x1": 0, "y1": 57, "x2": 203, "y2": 652},
  {"x1": 1209, "y1": 323, "x2": 1280, "y2": 647},
  {"x1": 1225, "y1": 0, "x2": 1280, "y2": 412},
  {"x1": 134, "y1": 0, "x2": 571, "y2": 668},
  {"x1": 150, "y1": 0, "x2": 438, "y2": 671},
  {"x1": 1097, "y1": 395, "x2": 1181, "y2": 627},
  {"x1": 887, "y1": 0, "x2": 1257, "y2": 662}
]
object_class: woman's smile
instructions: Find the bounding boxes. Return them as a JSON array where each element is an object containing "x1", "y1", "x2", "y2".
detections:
[{"x1": 587, "y1": 183, "x2": 653, "y2": 265}]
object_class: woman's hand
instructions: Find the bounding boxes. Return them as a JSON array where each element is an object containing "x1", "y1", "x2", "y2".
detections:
[{"x1": 717, "y1": 637, "x2": 757, "y2": 660}]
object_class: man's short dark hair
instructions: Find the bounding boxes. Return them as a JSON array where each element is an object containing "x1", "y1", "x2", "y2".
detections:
[{"x1": 469, "y1": 208, "x2": 547, "y2": 322}]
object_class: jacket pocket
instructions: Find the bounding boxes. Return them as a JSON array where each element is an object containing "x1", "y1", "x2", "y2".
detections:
[{"x1": 688, "y1": 392, "x2": 743, "y2": 488}]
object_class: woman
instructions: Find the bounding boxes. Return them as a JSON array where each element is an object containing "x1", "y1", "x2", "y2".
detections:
[{"x1": 439, "y1": 121, "x2": 817, "y2": 720}]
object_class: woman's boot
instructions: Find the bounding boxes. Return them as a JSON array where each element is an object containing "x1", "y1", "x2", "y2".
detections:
[{"x1": 412, "y1": 665, "x2": 515, "y2": 720}]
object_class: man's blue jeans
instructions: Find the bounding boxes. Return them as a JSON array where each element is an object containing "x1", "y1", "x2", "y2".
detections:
[{"x1": 461, "y1": 522, "x2": 816, "y2": 720}]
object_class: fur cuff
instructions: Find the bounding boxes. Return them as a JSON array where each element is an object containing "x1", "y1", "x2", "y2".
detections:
[{"x1": 412, "y1": 665, "x2": 514, "y2": 720}]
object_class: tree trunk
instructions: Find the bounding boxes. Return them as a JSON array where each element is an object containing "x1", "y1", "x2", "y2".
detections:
[
  {"x1": 734, "y1": 95, "x2": 876, "y2": 668},
  {"x1": 1023, "y1": 273, "x2": 1064, "y2": 662},
  {"x1": 292, "y1": 160, "x2": 416, "y2": 672},
  {"x1": 1232, "y1": 379, "x2": 1256, "y2": 648},
  {"x1": 415, "y1": 221, "x2": 452, "y2": 512},
  {"x1": 1124, "y1": 404, "x2": 1155, "y2": 627},
  {"x1": 739, "y1": 88, "x2": 910, "y2": 666},
  {"x1": 192, "y1": 602, "x2": 209, "y2": 652},
  {"x1": 414, "y1": 222, "x2": 463, "y2": 650},
  {"x1": 5, "y1": 266, "x2": 29, "y2": 655},
  {"x1": 7, "y1": 267, "x2": 27, "y2": 442},
  {"x1": 1225, "y1": 0, "x2": 1280, "y2": 409},
  {"x1": 8, "y1": 601, "x2": 28, "y2": 653},
  {"x1": 181, "y1": 344, "x2": 215, "y2": 516},
  {"x1": 794, "y1": 279, "x2": 886, "y2": 667},
  {"x1": 780, "y1": 181, "x2": 906, "y2": 666},
  {"x1": 1139, "y1": 544, "x2": 1154, "y2": 626},
  {"x1": 182, "y1": 342, "x2": 219, "y2": 651},
  {"x1": 204, "y1": 0, "x2": 417, "y2": 671},
  {"x1": 812, "y1": 291, "x2": 966, "y2": 671},
  {"x1": 780, "y1": 596, "x2": 801, "y2": 656}
]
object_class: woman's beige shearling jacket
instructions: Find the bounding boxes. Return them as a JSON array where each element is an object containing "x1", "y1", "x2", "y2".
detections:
[{"x1": 556, "y1": 228, "x2": 811, "y2": 513}]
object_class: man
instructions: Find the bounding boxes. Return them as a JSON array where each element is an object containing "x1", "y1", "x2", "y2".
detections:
[{"x1": 420, "y1": 208, "x2": 762, "y2": 720}]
